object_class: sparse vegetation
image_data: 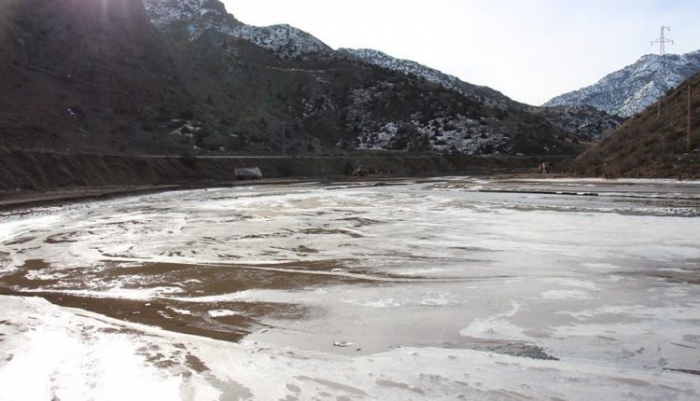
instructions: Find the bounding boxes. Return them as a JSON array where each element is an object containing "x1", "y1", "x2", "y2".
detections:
[{"x1": 572, "y1": 72, "x2": 700, "y2": 177}]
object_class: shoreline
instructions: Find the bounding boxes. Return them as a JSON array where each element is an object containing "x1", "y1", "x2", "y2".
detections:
[
  {"x1": 0, "y1": 178, "x2": 333, "y2": 213},
  {"x1": 0, "y1": 175, "x2": 456, "y2": 212},
  {"x1": 5, "y1": 171, "x2": 697, "y2": 213}
]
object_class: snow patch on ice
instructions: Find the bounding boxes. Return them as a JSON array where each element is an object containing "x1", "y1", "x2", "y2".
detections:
[
  {"x1": 583, "y1": 262, "x2": 620, "y2": 270},
  {"x1": 343, "y1": 298, "x2": 402, "y2": 308},
  {"x1": 208, "y1": 309, "x2": 239, "y2": 318},
  {"x1": 541, "y1": 290, "x2": 591, "y2": 300},
  {"x1": 542, "y1": 278, "x2": 600, "y2": 291},
  {"x1": 460, "y1": 302, "x2": 525, "y2": 340},
  {"x1": 167, "y1": 306, "x2": 193, "y2": 316}
]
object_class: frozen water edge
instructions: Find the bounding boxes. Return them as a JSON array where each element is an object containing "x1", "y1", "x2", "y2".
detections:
[
  {"x1": 1, "y1": 296, "x2": 698, "y2": 400},
  {"x1": 1, "y1": 177, "x2": 699, "y2": 399}
]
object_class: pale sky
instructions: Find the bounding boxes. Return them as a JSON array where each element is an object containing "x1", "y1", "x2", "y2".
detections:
[{"x1": 222, "y1": 0, "x2": 700, "y2": 105}]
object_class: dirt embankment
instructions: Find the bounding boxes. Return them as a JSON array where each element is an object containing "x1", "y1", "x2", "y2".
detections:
[{"x1": 0, "y1": 149, "x2": 568, "y2": 193}]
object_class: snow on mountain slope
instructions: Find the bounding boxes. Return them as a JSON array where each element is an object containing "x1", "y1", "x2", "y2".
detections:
[
  {"x1": 144, "y1": 2, "x2": 510, "y2": 106},
  {"x1": 143, "y1": 0, "x2": 330, "y2": 57},
  {"x1": 228, "y1": 24, "x2": 331, "y2": 58},
  {"x1": 339, "y1": 48, "x2": 512, "y2": 109},
  {"x1": 138, "y1": 0, "x2": 580, "y2": 156},
  {"x1": 339, "y1": 82, "x2": 579, "y2": 156},
  {"x1": 545, "y1": 51, "x2": 700, "y2": 117},
  {"x1": 144, "y1": 0, "x2": 232, "y2": 28},
  {"x1": 534, "y1": 105, "x2": 626, "y2": 141},
  {"x1": 338, "y1": 48, "x2": 621, "y2": 141}
]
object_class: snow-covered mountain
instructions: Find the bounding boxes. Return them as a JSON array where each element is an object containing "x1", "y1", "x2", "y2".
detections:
[
  {"x1": 545, "y1": 51, "x2": 700, "y2": 117},
  {"x1": 143, "y1": 1, "x2": 513, "y2": 110},
  {"x1": 143, "y1": 0, "x2": 331, "y2": 57},
  {"x1": 338, "y1": 48, "x2": 512, "y2": 109}
]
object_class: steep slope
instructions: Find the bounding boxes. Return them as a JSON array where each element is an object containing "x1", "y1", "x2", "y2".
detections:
[
  {"x1": 545, "y1": 51, "x2": 700, "y2": 117},
  {"x1": 572, "y1": 71, "x2": 700, "y2": 177},
  {"x1": 0, "y1": 0, "x2": 188, "y2": 154}
]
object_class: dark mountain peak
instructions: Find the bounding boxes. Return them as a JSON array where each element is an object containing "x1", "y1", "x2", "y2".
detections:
[
  {"x1": 143, "y1": 0, "x2": 331, "y2": 58},
  {"x1": 144, "y1": 0, "x2": 240, "y2": 27}
]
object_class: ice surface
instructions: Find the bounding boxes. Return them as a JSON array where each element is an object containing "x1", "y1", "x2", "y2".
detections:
[
  {"x1": 1, "y1": 178, "x2": 699, "y2": 399},
  {"x1": 2, "y1": 296, "x2": 699, "y2": 400}
]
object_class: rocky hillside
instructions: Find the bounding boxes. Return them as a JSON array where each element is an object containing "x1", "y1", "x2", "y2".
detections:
[
  {"x1": 545, "y1": 51, "x2": 700, "y2": 117},
  {"x1": 144, "y1": 0, "x2": 331, "y2": 58},
  {"x1": 533, "y1": 105, "x2": 626, "y2": 142},
  {"x1": 338, "y1": 48, "x2": 514, "y2": 110},
  {"x1": 572, "y1": 71, "x2": 700, "y2": 177},
  {"x1": 339, "y1": 48, "x2": 623, "y2": 141},
  {"x1": 0, "y1": 0, "x2": 583, "y2": 160}
]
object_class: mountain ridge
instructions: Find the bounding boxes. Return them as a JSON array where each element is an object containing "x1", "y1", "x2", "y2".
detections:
[
  {"x1": 337, "y1": 48, "x2": 514, "y2": 110},
  {"x1": 139, "y1": 0, "x2": 582, "y2": 156},
  {"x1": 143, "y1": 0, "x2": 616, "y2": 141},
  {"x1": 0, "y1": 0, "x2": 583, "y2": 162},
  {"x1": 144, "y1": 0, "x2": 331, "y2": 57},
  {"x1": 142, "y1": 0, "x2": 624, "y2": 142},
  {"x1": 545, "y1": 50, "x2": 700, "y2": 117}
]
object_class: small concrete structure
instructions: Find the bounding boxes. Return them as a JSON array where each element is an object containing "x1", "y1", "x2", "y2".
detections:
[{"x1": 234, "y1": 167, "x2": 263, "y2": 180}]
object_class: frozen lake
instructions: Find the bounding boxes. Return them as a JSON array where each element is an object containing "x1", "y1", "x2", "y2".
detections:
[{"x1": 1, "y1": 177, "x2": 699, "y2": 400}]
